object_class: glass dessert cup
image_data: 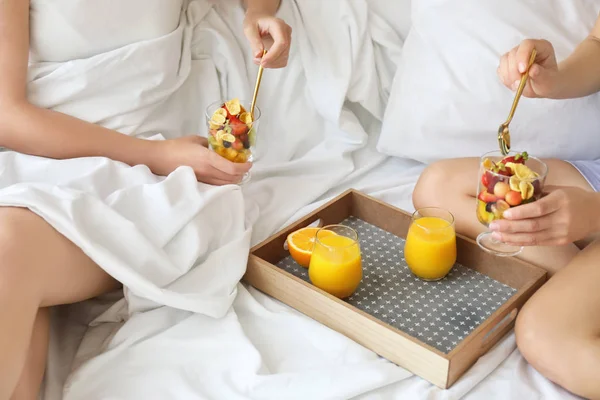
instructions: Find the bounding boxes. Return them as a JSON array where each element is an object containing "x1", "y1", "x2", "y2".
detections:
[
  {"x1": 404, "y1": 207, "x2": 457, "y2": 281},
  {"x1": 205, "y1": 99, "x2": 260, "y2": 185},
  {"x1": 476, "y1": 150, "x2": 548, "y2": 257}
]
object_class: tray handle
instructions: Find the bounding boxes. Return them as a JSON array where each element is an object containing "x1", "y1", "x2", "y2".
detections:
[{"x1": 480, "y1": 307, "x2": 518, "y2": 349}]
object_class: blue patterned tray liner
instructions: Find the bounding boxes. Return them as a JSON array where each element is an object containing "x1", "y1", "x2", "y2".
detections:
[{"x1": 276, "y1": 216, "x2": 517, "y2": 353}]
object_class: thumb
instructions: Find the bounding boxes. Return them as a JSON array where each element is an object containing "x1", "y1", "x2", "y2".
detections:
[
  {"x1": 243, "y1": 22, "x2": 264, "y2": 58},
  {"x1": 528, "y1": 63, "x2": 553, "y2": 84}
]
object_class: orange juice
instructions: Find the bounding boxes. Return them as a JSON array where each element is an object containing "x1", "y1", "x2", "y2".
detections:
[
  {"x1": 404, "y1": 216, "x2": 457, "y2": 281},
  {"x1": 309, "y1": 235, "x2": 362, "y2": 299}
]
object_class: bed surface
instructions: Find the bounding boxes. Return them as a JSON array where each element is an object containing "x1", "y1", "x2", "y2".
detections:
[{"x1": 33, "y1": 0, "x2": 578, "y2": 399}]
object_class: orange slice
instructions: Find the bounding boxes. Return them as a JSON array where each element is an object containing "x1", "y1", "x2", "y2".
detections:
[{"x1": 287, "y1": 227, "x2": 337, "y2": 268}]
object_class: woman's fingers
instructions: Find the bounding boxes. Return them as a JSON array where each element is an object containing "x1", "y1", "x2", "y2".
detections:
[
  {"x1": 260, "y1": 20, "x2": 291, "y2": 68},
  {"x1": 200, "y1": 151, "x2": 250, "y2": 183},
  {"x1": 506, "y1": 48, "x2": 522, "y2": 89},
  {"x1": 490, "y1": 213, "x2": 555, "y2": 233},
  {"x1": 498, "y1": 53, "x2": 510, "y2": 87},
  {"x1": 503, "y1": 191, "x2": 562, "y2": 220},
  {"x1": 492, "y1": 229, "x2": 558, "y2": 246}
]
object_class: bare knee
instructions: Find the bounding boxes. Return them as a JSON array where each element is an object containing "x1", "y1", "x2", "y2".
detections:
[
  {"x1": 516, "y1": 300, "x2": 597, "y2": 397},
  {"x1": 0, "y1": 208, "x2": 44, "y2": 299},
  {"x1": 413, "y1": 160, "x2": 459, "y2": 210}
]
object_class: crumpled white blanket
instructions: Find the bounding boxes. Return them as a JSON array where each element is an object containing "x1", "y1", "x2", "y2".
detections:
[{"x1": 14, "y1": 0, "x2": 573, "y2": 399}]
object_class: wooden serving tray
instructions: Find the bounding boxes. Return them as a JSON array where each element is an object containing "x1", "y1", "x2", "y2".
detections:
[{"x1": 243, "y1": 190, "x2": 547, "y2": 389}]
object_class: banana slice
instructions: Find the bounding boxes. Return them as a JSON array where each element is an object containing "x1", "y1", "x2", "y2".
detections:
[
  {"x1": 225, "y1": 99, "x2": 241, "y2": 116},
  {"x1": 211, "y1": 113, "x2": 226, "y2": 124},
  {"x1": 210, "y1": 114, "x2": 226, "y2": 129},
  {"x1": 519, "y1": 181, "x2": 534, "y2": 200},
  {"x1": 214, "y1": 108, "x2": 228, "y2": 118},
  {"x1": 512, "y1": 164, "x2": 526, "y2": 180},
  {"x1": 509, "y1": 175, "x2": 521, "y2": 192},
  {"x1": 239, "y1": 112, "x2": 253, "y2": 124},
  {"x1": 513, "y1": 163, "x2": 537, "y2": 181},
  {"x1": 221, "y1": 133, "x2": 236, "y2": 143},
  {"x1": 217, "y1": 130, "x2": 236, "y2": 144}
]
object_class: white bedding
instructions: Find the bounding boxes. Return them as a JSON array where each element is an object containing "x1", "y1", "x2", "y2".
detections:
[{"x1": 16, "y1": 0, "x2": 574, "y2": 399}]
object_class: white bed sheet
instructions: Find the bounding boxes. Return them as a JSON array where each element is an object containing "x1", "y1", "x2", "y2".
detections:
[
  {"x1": 44, "y1": 158, "x2": 577, "y2": 400},
  {"x1": 27, "y1": 0, "x2": 578, "y2": 399}
]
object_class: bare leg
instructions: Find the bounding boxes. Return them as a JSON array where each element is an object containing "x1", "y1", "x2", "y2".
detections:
[
  {"x1": 0, "y1": 207, "x2": 120, "y2": 400},
  {"x1": 515, "y1": 238, "x2": 600, "y2": 399},
  {"x1": 413, "y1": 158, "x2": 594, "y2": 275},
  {"x1": 10, "y1": 308, "x2": 50, "y2": 400}
]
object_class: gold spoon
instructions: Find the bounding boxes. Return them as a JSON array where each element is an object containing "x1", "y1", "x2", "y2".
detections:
[
  {"x1": 498, "y1": 48, "x2": 537, "y2": 155},
  {"x1": 250, "y1": 49, "x2": 267, "y2": 119}
]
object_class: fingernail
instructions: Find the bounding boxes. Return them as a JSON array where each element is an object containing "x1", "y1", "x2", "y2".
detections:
[
  {"x1": 511, "y1": 80, "x2": 519, "y2": 91},
  {"x1": 492, "y1": 232, "x2": 502, "y2": 240},
  {"x1": 503, "y1": 210, "x2": 513, "y2": 219},
  {"x1": 489, "y1": 222, "x2": 499, "y2": 231},
  {"x1": 518, "y1": 62, "x2": 526, "y2": 73}
]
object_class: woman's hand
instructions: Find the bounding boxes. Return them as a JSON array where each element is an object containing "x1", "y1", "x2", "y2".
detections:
[
  {"x1": 498, "y1": 39, "x2": 562, "y2": 98},
  {"x1": 243, "y1": 11, "x2": 292, "y2": 69},
  {"x1": 148, "y1": 136, "x2": 251, "y2": 185},
  {"x1": 489, "y1": 186, "x2": 600, "y2": 246}
]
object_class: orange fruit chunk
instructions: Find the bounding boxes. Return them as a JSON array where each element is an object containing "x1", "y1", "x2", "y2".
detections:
[
  {"x1": 234, "y1": 152, "x2": 248, "y2": 163},
  {"x1": 287, "y1": 227, "x2": 336, "y2": 268},
  {"x1": 224, "y1": 148, "x2": 238, "y2": 161},
  {"x1": 215, "y1": 146, "x2": 227, "y2": 157}
]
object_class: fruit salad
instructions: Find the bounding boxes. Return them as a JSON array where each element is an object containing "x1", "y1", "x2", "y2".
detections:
[
  {"x1": 207, "y1": 98, "x2": 256, "y2": 163},
  {"x1": 477, "y1": 151, "x2": 543, "y2": 225}
]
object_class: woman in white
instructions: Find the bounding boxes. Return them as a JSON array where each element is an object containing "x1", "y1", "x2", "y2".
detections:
[{"x1": 0, "y1": 0, "x2": 292, "y2": 399}]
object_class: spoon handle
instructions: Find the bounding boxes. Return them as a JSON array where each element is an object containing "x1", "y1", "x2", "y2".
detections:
[
  {"x1": 250, "y1": 49, "x2": 267, "y2": 119},
  {"x1": 504, "y1": 49, "x2": 537, "y2": 125}
]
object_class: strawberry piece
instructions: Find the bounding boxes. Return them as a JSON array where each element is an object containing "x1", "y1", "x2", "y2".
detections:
[
  {"x1": 494, "y1": 162, "x2": 512, "y2": 176},
  {"x1": 228, "y1": 116, "x2": 248, "y2": 136},
  {"x1": 481, "y1": 171, "x2": 490, "y2": 187},
  {"x1": 231, "y1": 123, "x2": 248, "y2": 136},
  {"x1": 501, "y1": 151, "x2": 529, "y2": 165},
  {"x1": 478, "y1": 190, "x2": 497, "y2": 203},
  {"x1": 232, "y1": 140, "x2": 244, "y2": 151},
  {"x1": 482, "y1": 171, "x2": 499, "y2": 192}
]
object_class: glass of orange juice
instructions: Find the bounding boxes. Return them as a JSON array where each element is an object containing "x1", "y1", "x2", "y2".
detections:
[
  {"x1": 308, "y1": 225, "x2": 362, "y2": 299},
  {"x1": 404, "y1": 207, "x2": 457, "y2": 281}
]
